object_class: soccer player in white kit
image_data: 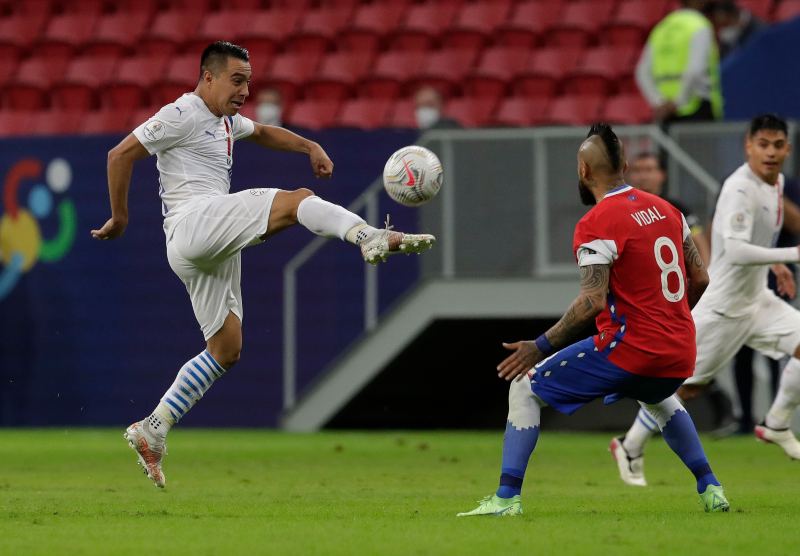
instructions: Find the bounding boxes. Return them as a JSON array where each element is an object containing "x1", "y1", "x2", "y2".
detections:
[
  {"x1": 90, "y1": 42, "x2": 435, "y2": 487},
  {"x1": 611, "y1": 114, "x2": 800, "y2": 486}
]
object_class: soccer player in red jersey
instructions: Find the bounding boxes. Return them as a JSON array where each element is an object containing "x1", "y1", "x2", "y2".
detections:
[{"x1": 458, "y1": 124, "x2": 729, "y2": 516}]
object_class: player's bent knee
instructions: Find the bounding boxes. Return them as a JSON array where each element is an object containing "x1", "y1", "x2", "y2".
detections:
[
  {"x1": 677, "y1": 383, "x2": 703, "y2": 401},
  {"x1": 507, "y1": 375, "x2": 540, "y2": 429}
]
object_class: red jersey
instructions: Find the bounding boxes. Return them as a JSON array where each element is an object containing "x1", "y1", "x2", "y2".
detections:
[{"x1": 572, "y1": 185, "x2": 695, "y2": 378}]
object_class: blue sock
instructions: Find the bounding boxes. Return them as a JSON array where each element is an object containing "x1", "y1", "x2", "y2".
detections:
[
  {"x1": 496, "y1": 421, "x2": 540, "y2": 498},
  {"x1": 661, "y1": 409, "x2": 720, "y2": 493}
]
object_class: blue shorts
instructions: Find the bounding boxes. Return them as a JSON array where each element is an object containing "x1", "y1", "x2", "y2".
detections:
[{"x1": 529, "y1": 337, "x2": 684, "y2": 415}]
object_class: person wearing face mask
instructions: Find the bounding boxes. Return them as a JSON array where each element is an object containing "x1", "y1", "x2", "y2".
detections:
[
  {"x1": 414, "y1": 86, "x2": 461, "y2": 130},
  {"x1": 255, "y1": 88, "x2": 283, "y2": 126},
  {"x1": 709, "y1": 0, "x2": 766, "y2": 59}
]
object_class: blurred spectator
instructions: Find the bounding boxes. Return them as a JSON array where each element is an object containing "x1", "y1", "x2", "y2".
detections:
[
  {"x1": 414, "y1": 87, "x2": 461, "y2": 130},
  {"x1": 636, "y1": 0, "x2": 723, "y2": 123},
  {"x1": 256, "y1": 88, "x2": 283, "y2": 126},
  {"x1": 709, "y1": 0, "x2": 766, "y2": 59}
]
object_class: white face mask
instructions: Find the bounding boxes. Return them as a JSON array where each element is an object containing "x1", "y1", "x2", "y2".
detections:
[
  {"x1": 257, "y1": 102, "x2": 282, "y2": 126},
  {"x1": 718, "y1": 25, "x2": 741, "y2": 46},
  {"x1": 415, "y1": 106, "x2": 440, "y2": 129}
]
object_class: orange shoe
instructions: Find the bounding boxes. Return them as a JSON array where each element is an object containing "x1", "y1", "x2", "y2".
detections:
[{"x1": 124, "y1": 420, "x2": 167, "y2": 488}]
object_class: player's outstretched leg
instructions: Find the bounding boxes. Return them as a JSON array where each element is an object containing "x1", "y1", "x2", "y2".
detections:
[
  {"x1": 458, "y1": 375, "x2": 540, "y2": 517},
  {"x1": 641, "y1": 395, "x2": 729, "y2": 512},
  {"x1": 124, "y1": 349, "x2": 228, "y2": 488},
  {"x1": 610, "y1": 407, "x2": 659, "y2": 486},
  {"x1": 288, "y1": 191, "x2": 435, "y2": 265},
  {"x1": 757, "y1": 357, "x2": 800, "y2": 459}
]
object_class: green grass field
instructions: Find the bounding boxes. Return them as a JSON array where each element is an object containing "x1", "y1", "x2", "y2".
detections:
[{"x1": 0, "y1": 429, "x2": 797, "y2": 555}]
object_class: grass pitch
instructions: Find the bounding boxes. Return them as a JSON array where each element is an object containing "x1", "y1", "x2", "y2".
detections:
[{"x1": 0, "y1": 429, "x2": 797, "y2": 555}]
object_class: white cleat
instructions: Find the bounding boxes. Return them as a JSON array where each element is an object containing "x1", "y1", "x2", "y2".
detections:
[
  {"x1": 360, "y1": 217, "x2": 435, "y2": 265},
  {"x1": 124, "y1": 420, "x2": 167, "y2": 488},
  {"x1": 609, "y1": 436, "x2": 647, "y2": 486},
  {"x1": 754, "y1": 424, "x2": 800, "y2": 459}
]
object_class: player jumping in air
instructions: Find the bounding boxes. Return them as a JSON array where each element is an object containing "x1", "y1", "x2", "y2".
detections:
[
  {"x1": 613, "y1": 114, "x2": 800, "y2": 487},
  {"x1": 458, "y1": 123, "x2": 729, "y2": 516},
  {"x1": 91, "y1": 41, "x2": 435, "y2": 487}
]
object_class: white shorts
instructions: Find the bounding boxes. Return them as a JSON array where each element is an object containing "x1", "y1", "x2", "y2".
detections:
[
  {"x1": 686, "y1": 291, "x2": 800, "y2": 385},
  {"x1": 166, "y1": 188, "x2": 279, "y2": 340}
]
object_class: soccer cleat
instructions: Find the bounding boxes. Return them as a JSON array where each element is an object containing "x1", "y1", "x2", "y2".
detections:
[
  {"x1": 609, "y1": 436, "x2": 647, "y2": 487},
  {"x1": 699, "y1": 484, "x2": 730, "y2": 513},
  {"x1": 754, "y1": 423, "x2": 800, "y2": 459},
  {"x1": 359, "y1": 215, "x2": 435, "y2": 265},
  {"x1": 124, "y1": 420, "x2": 167, "y2": 488},
  {"x1": 456, "y1": 494, "x2": 522, "y2": 517}
]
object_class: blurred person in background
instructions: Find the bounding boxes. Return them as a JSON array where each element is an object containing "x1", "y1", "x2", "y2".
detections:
[
  {"x1": 709, "y1": 0, "x2": 767, "y2": 59},
  {"x1": 255, "y1": 88, "x2": 283, "y2": 126},
  {"x1": 636, "y1": 0, "x2": 723, "y2": 123},
  {"x1": 414, "y1": 86, "x2": 461, "y2": 130}
]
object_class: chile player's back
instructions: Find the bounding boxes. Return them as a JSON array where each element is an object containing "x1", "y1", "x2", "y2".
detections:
[{"x1": 573, "y1": 185, "x2": 695, "y2": 378}]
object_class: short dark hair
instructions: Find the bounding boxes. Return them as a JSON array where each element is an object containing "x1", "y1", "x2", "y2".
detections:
[
  {"x1": 199, "y1": 41, "x2": 249, "y2": 79},
  {"x1": 633, "y1": 151, "x2": 665, "y2": 171},
  {"x1": 587, "y1": 122, "x2": 623, "y2": 172},
  {"x1": 749, "y1": 113, "x2": 788, "y2": 137}
]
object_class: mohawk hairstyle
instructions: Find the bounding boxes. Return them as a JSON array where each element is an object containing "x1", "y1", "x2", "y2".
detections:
[
  {"x1": 199, "y1": 41, "x2": 249, "y2": 79},
  {"x1": 587, "y1": 122, "x2": 623, "y2": 172}
]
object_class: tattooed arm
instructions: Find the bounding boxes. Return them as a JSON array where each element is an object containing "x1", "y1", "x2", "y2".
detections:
[
  {"x1": 683, "y1": 235, "x2": 709, "y2": 309},
  {"x1": 496, "y1": 264, "x2": 610, "y2": 381}
]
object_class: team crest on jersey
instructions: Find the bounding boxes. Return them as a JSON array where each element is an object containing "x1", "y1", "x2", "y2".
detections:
[
  {"x1": 143, "y1": 120, "x2": 166, "y2": 142},
  {"x1": 730, "y1": 212, "x2": 747, "y2": 232},
  {"x1": 250, "y1": 189, "x2": 269, "y2": 196}
]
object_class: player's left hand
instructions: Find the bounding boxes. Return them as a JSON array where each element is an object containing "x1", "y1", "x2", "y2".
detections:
[
  {"x1": 497, "y1": 340, "x2": 543, "y2": 381},
  {"x1": 772, "y1": 263, "x2": 796, "y2": 299},
  {"x1": 309, "y1": 143, "x2": 333, "y2": 179}
]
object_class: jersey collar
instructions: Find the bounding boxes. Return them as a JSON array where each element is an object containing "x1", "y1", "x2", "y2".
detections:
[{"x1": 603, "y1": 184, "x2": 633, "y2": 199}]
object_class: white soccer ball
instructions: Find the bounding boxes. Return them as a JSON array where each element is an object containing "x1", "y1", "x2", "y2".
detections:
[{"x1": 382, "y1": 146, "x2": 443, "y2": 207}]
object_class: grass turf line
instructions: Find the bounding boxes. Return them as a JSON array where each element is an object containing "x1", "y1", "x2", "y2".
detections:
[{"x1": 0, "y1": 429, "x2": 796, "y2": 555}]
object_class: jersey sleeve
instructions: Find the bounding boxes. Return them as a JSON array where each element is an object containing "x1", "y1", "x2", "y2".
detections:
[
  {"x1": 718, "y1": 180, "x2": 756, "y2": 242},
  {"x1": 681, "y1": 213, "x2": 691, "y2": 241},
  {"x1": 230, "y1": 114, "x2": 255, "y2": 140},
  {"x1": 132, "y1": 101, "x2": 195, "y2": 155},
  {"x1": 573, "y1": 217, "x2": 619, "y2": 267}
]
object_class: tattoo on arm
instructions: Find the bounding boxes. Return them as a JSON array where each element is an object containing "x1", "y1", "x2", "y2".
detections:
[
  {"x1": 683, "y1": 236, "x2": 709, "y2": 309},
  {"x1": 545, "y1": 264, "x2": 610, "y2": 349},
  {"x1": 683, "y1": 236, "x2": 705, "y2": 273}
]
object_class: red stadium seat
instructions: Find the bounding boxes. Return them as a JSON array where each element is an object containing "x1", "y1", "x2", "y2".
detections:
[
  {"x1": 285, "y1": 99, "x2": 341, "y2": 130},
  {"x1": 306, "y1": 51, "x2": 376, "y2": 101},
  {"x1": 236, "y1": 9, "x2": 302, "y2": 59},
  {"x1": 85, "y1": 12, "x2": 150, "y2": 58},
  {"x1": 184, "y1": 10, "x2": 257, "y2": 56},
  {"x1": 512, "y1": 47, "x2": 583, "y2": 99},
  {"x1": 285, "y1": 7, "x2": 354, "y2": 54},
  {"x1": 386, "y1": 2, "x2": 460, "y2": 52},
  {"x1": 603, "y1": 0, "x2": 669, "y2": 46},
  {"x1": 105, "y1": 55, "x2": 170, "y2": 110},
  {"x1": 496, "y1": 0, "x2": 564, "y2": 48},
  {"x1": 150, "y1": 55, "x2": 199, "y2": 107},
  {"x1": 546, "y1": 0, "x2": 617, "y2": 47},
  {"x1": 81, "y1": 108, "x2": 135, "y2": 134},
  {"x1": 335, "y1": 98, "x2": 393, "y2": 129},
  {"x1": 441, "y1": 0, "x2": 513, "y2": 50},
  {"x1": 775, "y1": 0, "x2": 800, "y2": 21},
  {"x1": 464, "y1": 46, "x2": 532, "y2": 99},
  {"x1": 386, "y1": 98, "x2": 417, "y2": 128},
  {"x1": 407, "y1": 47, "x2": 480, "y2": 97},
  {"x1": 30, "y1": 110, "x2": 84, "y2": 135},
  {"x1": 563, "y1": 46, "x2": 638, "y2": 95},
  {"x1": 39, "y1": 13, "x2": 98, "y2": 61},
  {"x1": 601, "y1": 93, "x2": 652, "y2": 124},
  {"x1": 0, "y1": 59, "x2": 18, "y2": 89},
  {"x1": 360, "y1": 50, "x2": 427, "y2": 99},
  {"x1": 444, "y1": 96, "x2": 499, "y2": 127},
  {"x1": 143, "y1": 10, "x2": 205, "y2": 57},
  {"x1": 0, "y1": 13, "x2": 48, "y2": 50},
  {"x1": 3, "y1": 56, "x2": 68, "y2": 110},
  {"x1": 0, "y1": 111, "x2": 33, "y2": 137},
  {"x1": 490, "y1": 96, "x2": 551, "y2": 127},
  {"x1": 62, "y1": 0, "x2": 105, "y2": 15},
  {"x1": 739, "y1": 0, "x2": 776, "y2": 22},
  {"x1": 51, "y1": 56, "x2": 119, "y2": 110},
  {"x1": 539, "y1": 94, "x2": 604, "y2": 125},
  {"x1": 260, "y1": 51, "x2": 323, "y2": 104},
  {"x1": 338, "y1": 3, "x2": 407, "y2": 52}
]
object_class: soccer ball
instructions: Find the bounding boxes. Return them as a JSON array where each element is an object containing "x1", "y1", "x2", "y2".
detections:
[{"x1": 382, "y1": 146, "x2": 443, "y2": 207}]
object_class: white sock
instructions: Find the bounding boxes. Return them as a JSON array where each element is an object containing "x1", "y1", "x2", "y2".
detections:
[
  {"x1": 766, "y1": 357, "x2": 800, "y2": 429},
  {"x1": 149, "y1": 350, "x2": 228, "y2": 436},
  {"x1": 296, "y1": 195, "x2": 367, "y2": 242},
  {"x1": 622, "y1": 407, "x2": 661, "y2": 457}
]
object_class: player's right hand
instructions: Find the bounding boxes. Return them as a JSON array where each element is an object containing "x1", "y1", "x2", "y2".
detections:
[{"x1": 91, "y1": 217, "x2": 127, "y2": 240}]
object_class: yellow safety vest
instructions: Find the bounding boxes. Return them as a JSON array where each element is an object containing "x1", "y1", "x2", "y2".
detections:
[{"x1": 648, "y1": 9, "x2": 723, "y2": 119}]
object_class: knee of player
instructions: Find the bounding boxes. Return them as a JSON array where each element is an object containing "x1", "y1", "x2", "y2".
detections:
[
  {"x1": 289, "y1": 188, "x2": 316, "y2": 222},
  {"x1": 217, "y1": 348, "x2": 241, "y2": 370}
]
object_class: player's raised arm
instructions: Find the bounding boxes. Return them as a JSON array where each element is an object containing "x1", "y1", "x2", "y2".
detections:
[
  {"x1": 91, "y1": 133, "x2": 150, "y2": 240},
  {"x1": 682, "y1": 235, "x2": 710, "y2": 309},
  {"x1": 245, "y1": 123, "x2": 333, "y2": 179},
  {"x1": 497, "y1": 264, "x2": 610, "y2": 381}
]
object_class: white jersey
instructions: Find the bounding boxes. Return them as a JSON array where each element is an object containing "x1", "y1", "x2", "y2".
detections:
[
  {"x1": 132, "y1": 93, "x2": 255, "y2": 234},
  {"x1": 699, "y1": 163, "x2": 784, "y2": 317}
]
